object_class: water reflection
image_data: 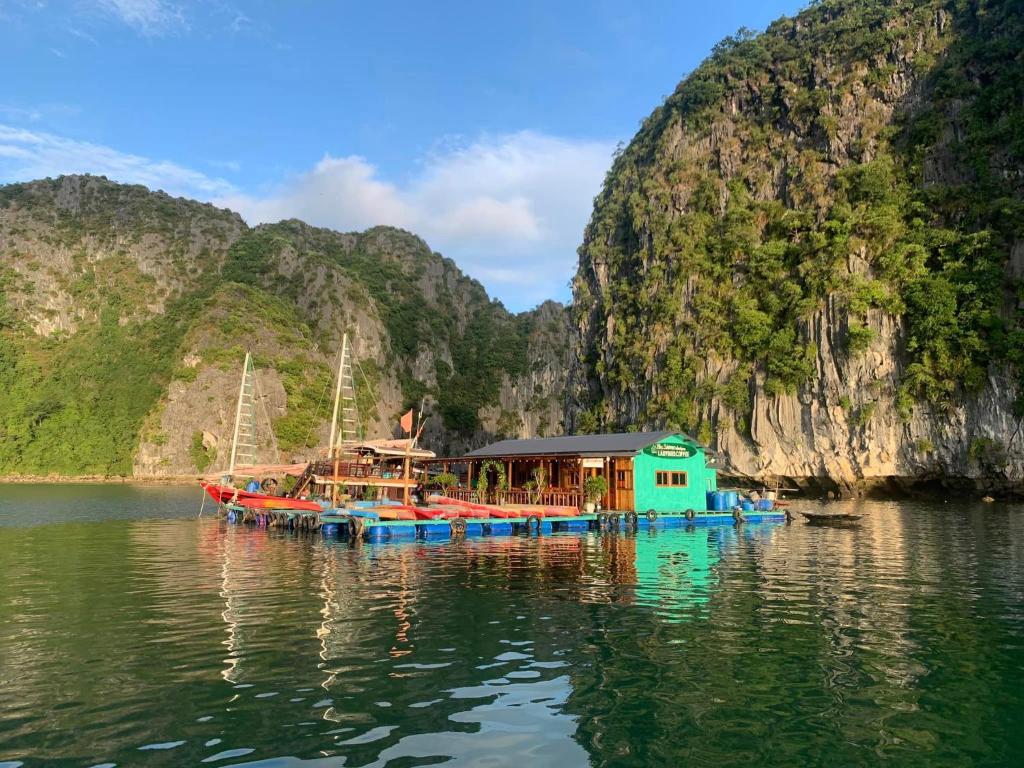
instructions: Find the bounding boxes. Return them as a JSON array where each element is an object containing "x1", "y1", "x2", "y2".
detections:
[{"x1": 1, "y1": 499, "x2": 1022, "y2": 767}]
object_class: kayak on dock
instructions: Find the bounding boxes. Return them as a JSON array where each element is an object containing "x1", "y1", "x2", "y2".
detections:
[{"x1": 200, "y1": 481, "x2": 322, "y2": 512}]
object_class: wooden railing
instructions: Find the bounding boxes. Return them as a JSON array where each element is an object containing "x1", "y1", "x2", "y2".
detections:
[
  {"x1": 444, "y1": 487, "x2": 582, "y2": 508},
  {"x1": 308, "y1": 460, "x2": 404, "y2": 480}
]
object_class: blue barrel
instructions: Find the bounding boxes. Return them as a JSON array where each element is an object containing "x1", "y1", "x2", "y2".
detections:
[
  {"x1": 706, "y1": 491, "x2": 716, "y2": 510},
  {"x1": 418, "y1": 524, "x2": 450, "y2": 539},
  {"x1": 486, "y1": 522, "x2": 513, "y2": 535},
  {"x1": 715, "y1": 492, "x2": 729, "y2": 511},
  {"x1": 321, "y1": 523, "x2": 340, "y2": 536},
  {"x1": 725, "y1": 491, "x2": 739, "y2": 509},
  {"x1": 757, "y1": 498, "x2": 774, "y2": 511},
  {"x1": 741, "y1": 500, "x2": 754, "y2": 512}
]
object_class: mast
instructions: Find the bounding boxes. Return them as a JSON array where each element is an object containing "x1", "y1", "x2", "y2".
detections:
[
  {"x1": 228, "y1": 351, "x2": 257, "y2": 476},
  {"x1": 327, "y1": 334, "x2": 348, "y2": 459}
]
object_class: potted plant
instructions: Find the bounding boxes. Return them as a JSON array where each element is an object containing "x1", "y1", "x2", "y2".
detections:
[
  {"x1": 523, "y1": 466, "x2": 548, "y2": 505},
  {"x1": 583, "y1": 475, "x2": 608, "y2": 514},
  {"x1": 434, "y1": 471, "x2": 458, "y2": 497}
]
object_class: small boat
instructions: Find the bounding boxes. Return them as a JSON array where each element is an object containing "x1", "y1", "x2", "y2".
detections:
[
  {"x1": 800, "y1": 511, "x2": 863, "y2": 525},
  {"x1": 200, "y1": 481, "x2": 322, "y2": 512}
]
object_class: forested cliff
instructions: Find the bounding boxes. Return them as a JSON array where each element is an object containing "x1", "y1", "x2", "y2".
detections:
[
  {"x1": 570, "y1": 0, "x2": 1024, "y2": 493},
  {"x1": 0, "y1": 176, "x2": 569, "y2": 477}
]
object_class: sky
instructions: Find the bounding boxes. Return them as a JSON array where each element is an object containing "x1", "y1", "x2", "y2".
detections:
[{"x1": 0, "y1": 0, "x2": 806, "y2": 311}]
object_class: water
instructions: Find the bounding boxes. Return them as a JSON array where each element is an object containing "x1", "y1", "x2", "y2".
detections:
[{"x1": 1, "y1": 488, "x2": 1023, "y2": 767}]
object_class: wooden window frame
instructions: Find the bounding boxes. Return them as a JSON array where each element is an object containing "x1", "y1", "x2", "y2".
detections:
[{"x1": 655, "y1": 470, "x2": 688, "y2": 488}]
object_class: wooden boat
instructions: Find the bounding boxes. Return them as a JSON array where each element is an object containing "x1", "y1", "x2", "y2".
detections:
[{"x1": 800, "y1": 510, "x2": 863, "y2": 524}]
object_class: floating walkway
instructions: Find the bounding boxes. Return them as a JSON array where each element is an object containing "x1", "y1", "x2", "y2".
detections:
[{"x1": 221, "y1": 504, "x2": 787, "y2": 542}]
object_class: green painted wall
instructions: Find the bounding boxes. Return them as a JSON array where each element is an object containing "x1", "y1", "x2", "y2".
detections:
[{"x1": 632, "y1": 434, "x2": 716, "y2": 513}]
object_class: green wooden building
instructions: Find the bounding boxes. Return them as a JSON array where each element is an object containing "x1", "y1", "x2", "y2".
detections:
[{"x1": 439, "y1": 431, "x2": 717, "y2": 513}]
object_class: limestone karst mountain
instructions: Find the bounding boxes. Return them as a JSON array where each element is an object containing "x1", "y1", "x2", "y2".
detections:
[
  {"x1": 570, "y1": 0, "x2": 1024, "y2": 494},
  {"x1": 0, "y1": 175, "x2": 569, "y2": 476}
]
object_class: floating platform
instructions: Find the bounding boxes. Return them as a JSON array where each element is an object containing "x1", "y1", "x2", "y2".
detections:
[{"x1": 221, "y1": 504, "x2": 787, "y2": 541}]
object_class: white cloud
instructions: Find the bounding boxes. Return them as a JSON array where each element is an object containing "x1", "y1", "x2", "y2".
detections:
[
  {"x1": 94, "y1": 0, "x2": 187, "y2": 36},
  {"x1": 219, "y1": 131, "x2": 614, "y2": 309},
  {"x1": 0, "y1": 123, "x2": 234, "y2": 198}
]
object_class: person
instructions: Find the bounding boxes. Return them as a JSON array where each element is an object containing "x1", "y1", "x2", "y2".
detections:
[{"x1": 245, "y1": 477, "x2": 261, "y2": 493}]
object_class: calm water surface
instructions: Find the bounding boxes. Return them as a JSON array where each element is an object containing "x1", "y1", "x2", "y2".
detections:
[{"x1": 1, "y1": 486, "x2": 1022, "y2": 767}]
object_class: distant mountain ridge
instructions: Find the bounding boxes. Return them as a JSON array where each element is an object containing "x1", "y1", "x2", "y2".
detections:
[{"x1": 0, "y1": 175, "x2": 569, "y2": 477}]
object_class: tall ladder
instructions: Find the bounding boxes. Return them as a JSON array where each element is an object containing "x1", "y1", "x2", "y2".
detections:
[
  {"x1": 228, "y1": 352, "x2": 259, "y2": 473},
  {"x1": 327, "y1": 333, "x2": 360, "y2": 456}
]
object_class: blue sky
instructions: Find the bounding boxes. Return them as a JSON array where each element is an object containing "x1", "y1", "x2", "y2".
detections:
[{"x1": 1, "y1": 0, "x2": 805, "y2": 310}]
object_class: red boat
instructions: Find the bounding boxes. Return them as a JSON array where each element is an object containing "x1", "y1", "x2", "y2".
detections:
[{"x1": 200, "y1": 481, "x2": 322, "y2": 512}]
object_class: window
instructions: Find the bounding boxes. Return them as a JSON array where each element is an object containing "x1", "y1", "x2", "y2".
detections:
[{"x1": 655, "y1": 470, "x2": 688, "y2": 487}]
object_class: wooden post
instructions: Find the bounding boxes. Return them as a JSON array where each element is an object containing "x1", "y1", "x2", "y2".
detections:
[
  {"x1": 578, "y1": 460, "x2": 584, "y2": 506},
  {"x1": 467, "y1": 461, "x2": 474, "y2": 496},
  {"x1": 603, "y1": 457, "x2": 610, "y2": 510},
  {"x1": 332, "y1": 448, "x2": 340, "y2": 507},
  {"x1": 402, "y1": 453, "x2": 412, "y2": 506}
]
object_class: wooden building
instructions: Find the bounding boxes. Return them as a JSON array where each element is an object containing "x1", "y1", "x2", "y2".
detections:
[
  {"x1": 303, "y1": 439, "x2": 435, "y2": 502},
  {"x1": 435, "y1": 431, "x2": 717, "y2": 513}
]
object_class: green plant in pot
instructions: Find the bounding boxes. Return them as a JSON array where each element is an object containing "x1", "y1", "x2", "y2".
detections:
[
  {"x1": 523, "y1": 466, "x2": 548, "y2": 505},
  {"x1": 434, "y1": 471, "x2": 457, "y2": 497},
  {"x1": 583, "y1": 475, "x2": 608, "y2": 514}
]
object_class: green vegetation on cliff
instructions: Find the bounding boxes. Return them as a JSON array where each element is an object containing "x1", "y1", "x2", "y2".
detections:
[
  {"x1": 0, "y1": 176, "x2": 562, "y2": 476},
  {"x1": 574, "y1": 0, "x2": 1024, "y2": 436}
]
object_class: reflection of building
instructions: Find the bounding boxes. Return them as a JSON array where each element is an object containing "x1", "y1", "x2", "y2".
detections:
[
  {"x1": 434, "y1": 431, "x2": 717, "y2": 512},
  {"x1": 634, "y1": 529, "x2": 719, "y2": 615}
]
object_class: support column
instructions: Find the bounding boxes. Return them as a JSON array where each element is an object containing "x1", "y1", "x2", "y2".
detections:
[{"x1": 604, "y1": 457, "x2": 611, "y2": 509}]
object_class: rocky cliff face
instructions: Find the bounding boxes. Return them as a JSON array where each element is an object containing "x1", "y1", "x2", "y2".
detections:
[
  {"x1": 0, "y1": 175, "x2": 570, "y2": 477},
  {"x1": 571, "y1": 0, "x2": 1024, "y2": 495}
]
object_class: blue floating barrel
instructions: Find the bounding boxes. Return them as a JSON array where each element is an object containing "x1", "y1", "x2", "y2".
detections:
[
  {"x1": 713, "y1": 492, "x2": 727, "y2": 511},
  {"x1": 757, "y1": 498, "x2": 774, "y2": 511},
  {"x1": 322, "y1": 523, "x2": 340, "y2": 536},
  {"x1": 418, "y1": 524, "x2": 450, "y2": 539},
  {"x1": 706, "y1": 491, "x2": 716, "y2": 510},
  {"x1": 741, "y1": 500, "x2": 754, "y2": 512},
  {"x1": 725, "y1": 491, "x2": 739, "y2": 509},
  {"x1": 486, "y1": 522, "x2": 513, "y2": 536}
]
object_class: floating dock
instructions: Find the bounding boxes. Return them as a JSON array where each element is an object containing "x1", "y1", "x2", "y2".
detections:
[{"x1": 221, "y1": 504, "x2": 787, "y2": 542}]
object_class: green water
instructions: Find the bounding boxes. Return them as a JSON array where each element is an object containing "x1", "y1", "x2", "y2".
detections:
[{"x1": 1, "y1": 487, "x2": 1022, "y2": 767}]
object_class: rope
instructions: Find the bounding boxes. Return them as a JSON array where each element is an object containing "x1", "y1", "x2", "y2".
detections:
[
  {"x1": 301, "y1": 347, "x2": 340, "y2": 452},
  {"x1": 355, "y1": 358, "x2": 380, "y2": 441},
  {"x1": 252, "y1": 369, "x2": 281, "y2": 465},
  {"x1": 198, "y1": 488, "x2": 207, "y2": 518}
]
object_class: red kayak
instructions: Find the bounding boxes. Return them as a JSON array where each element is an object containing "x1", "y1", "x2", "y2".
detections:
[
  {"x1": 200, "y1": 482, "x2": 322, "y2": 512},
  {"x1": 426, "y1": 496, "x2": 521, "y2": 519}
]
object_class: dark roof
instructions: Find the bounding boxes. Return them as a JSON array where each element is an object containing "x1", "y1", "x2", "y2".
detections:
[{"x1": 463, "y1": 431, "x2": 704, "y2": 459}]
